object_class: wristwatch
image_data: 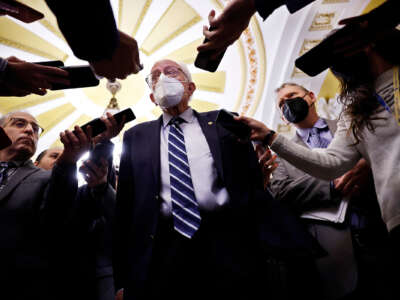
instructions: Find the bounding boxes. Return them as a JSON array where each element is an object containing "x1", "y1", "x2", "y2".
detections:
[{"x1": 262, "y1": 130, "x2": 276, "y2": 147}]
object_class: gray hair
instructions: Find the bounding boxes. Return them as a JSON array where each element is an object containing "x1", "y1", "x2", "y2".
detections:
[
  {"x1": 176, "y1": 61, "x2": 192, "y2": 83},
  {"x1": 0, "y1": 112, "x2": 16, "y2": 126}
]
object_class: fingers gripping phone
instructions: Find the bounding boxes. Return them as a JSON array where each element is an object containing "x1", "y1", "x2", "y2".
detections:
[
  {"x1": 78, "y1": 108, "x2": 136, "y2": 137},
  {"x1": 90, "y1": 142, "x2": 114, "y2": 165},
  {"x1": 52, "y1": 65, "x2": 99, "y2": 90},
  {"x1": 194, "y1": 26, "x2": 227, "y2": 72},
  {"x1": 216, "y1": 109, "x2": 251, "y2": 140}
]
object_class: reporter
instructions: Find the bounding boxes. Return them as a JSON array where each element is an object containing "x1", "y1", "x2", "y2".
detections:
[
  {"x1": 0, "y1": 56, "x2": 69, "y2": 97},
  {"x1": 236, "y1": 28, "x2": 400, "y2": 245}
]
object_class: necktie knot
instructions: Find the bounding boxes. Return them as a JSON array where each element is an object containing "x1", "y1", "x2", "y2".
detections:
[
  {"x1": 169, "y1": 117, "x2": 184, "y2": 128},
  {"x1": 0, "y1": 162, "x2": 9, "y2": 169}
]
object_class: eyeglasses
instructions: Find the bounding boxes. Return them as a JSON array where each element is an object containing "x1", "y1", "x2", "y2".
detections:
[
  {"x1": 145, "y1": 66, "x2": 187, "y2": 88},
  {"x1": 6, "y1": 117, "x2": 44, "y2": 136}
]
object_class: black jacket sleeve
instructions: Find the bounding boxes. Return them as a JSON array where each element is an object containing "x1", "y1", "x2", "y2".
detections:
[
  {"x1": 45, "y1": 0, "x2": 119, "y2": 61},
  {"x1": 254, "y1": 0, "x2": 315, "y2": 20}
]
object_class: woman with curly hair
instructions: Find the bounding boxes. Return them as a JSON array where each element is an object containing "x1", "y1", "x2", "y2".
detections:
[{"x1": 238, "y1": 28, "x2": 400, "y2": 247}]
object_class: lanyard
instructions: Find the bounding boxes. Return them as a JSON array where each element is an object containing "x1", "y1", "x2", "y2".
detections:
[
  {"x1": 375, "y1": 66, "x2": 400, "y2": 126},
  {"x1": 394, "y1": 66, "x2": 400, "y2": 125},
  {"x1": 375, "y1": 93, "x2": 391, "y2": 113}
]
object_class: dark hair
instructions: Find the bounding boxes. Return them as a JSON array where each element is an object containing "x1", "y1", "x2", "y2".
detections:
[
  {"x1": 35, "y1": 149, "x2": 48, "y2": 163},
  {"x1": 332, "y1": 29, "x2": 400, "y2": 143}
]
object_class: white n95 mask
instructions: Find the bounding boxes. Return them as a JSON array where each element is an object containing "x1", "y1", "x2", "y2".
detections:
[{"x1": 153, "y1": 74, "x2": 184, "y2": 109}]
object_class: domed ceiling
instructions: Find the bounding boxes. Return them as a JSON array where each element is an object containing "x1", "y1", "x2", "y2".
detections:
[{"x1": 0, "y1": 0, "x2": 385, "y2": 157}]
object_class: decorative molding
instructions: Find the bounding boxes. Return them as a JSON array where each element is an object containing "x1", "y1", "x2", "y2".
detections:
[
  {"x1": 309, "y1": 12, "x2": 336, "y2": 31},
  {"x1": 140, "y1": 0, "x2": 201, "y2": 55},
  {"x1": 292, "y1": 39, "x2": 321, "y2": 78},
  {"x1": 132, "y1": 0, "x2": 152, "y2": 37},
  {"x1": 322, "y1": 0, "x2": 349, "y2": 3},
  {"x1": 0, "y1": 91, "x2": 65, "y2": 114},
  {"x1": 0, "y1": 18, "x2": 68, "y2": 61}
]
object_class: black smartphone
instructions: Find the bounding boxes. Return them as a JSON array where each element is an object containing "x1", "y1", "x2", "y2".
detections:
[
  {"x1": 216, "y1": 109, "x2": 251, "y2": 140},
  {"x1": 50, "y1": 65, "x2": 99, "y2": 90},
  {"x1": 0, "y1": 127, "x2": 11, "y2": 150},
  {"x1": 90, "y1": 142, "x2": 114, "y2": 165},
  {"x1": 194, "y1": 27, "x2": 227, "y2": 72},
  {"x1": 34, "y1": 60, "x2": 64, "y2": 68},
  {"x1": 295, "y1": 24, "x2": 363, "y2": 76},
  {"x1": 79, "y1": 108, "x2": 136, "y2": 137}
]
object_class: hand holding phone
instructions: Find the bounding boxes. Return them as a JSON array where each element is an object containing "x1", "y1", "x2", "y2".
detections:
[
  {"x1": 216, "y1": 109, "x2": 251, "y2": 140},
  {"x1": 78, "y1": 108, "x2": 136, "y2": 138},
  {"x1": 0, "y1": 0, "x2": 44, "y2": 23},
  {"x1": 50, "y1": 65, "x2": 99, "y2": 90},
  {"x1": 90, "y1": 142, "x2": 114, "y2": 166},
  {"x1": 194, "y1": 26, "x2": 227, "y2": 72}
]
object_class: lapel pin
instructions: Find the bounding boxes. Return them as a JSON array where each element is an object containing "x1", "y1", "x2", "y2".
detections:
[{"x1": 208, "y1": 121, "x2": 213, "y2": 125}]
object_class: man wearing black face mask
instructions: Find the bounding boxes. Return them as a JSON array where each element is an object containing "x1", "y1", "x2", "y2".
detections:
[{"x1": 266, "y1": 82, "x2": 393, "y2": 299}]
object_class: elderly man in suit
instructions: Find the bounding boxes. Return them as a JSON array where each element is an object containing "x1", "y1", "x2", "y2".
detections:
[
  {"x1": 113, "y1": 59, "x2": 323, "y2": 300},
  {"x1": 0, "y1": 111, "x2": 92, "y2": 299},
  {"x1": 264, "y1": 82, "x2": 393, "y2": 299}
]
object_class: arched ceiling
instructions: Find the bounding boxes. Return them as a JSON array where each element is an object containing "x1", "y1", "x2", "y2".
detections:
[{"x1": 0, "y1": 0, "x2": 384, "y2": 154}]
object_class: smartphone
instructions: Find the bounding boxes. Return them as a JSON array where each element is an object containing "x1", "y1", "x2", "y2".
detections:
[
  {"x1": 295, "y1": 24, "x2": 360, "y2": 76},
  {"x1": 216, "y1": 109, "x2": 251, "y2": 140},
  {"x1": 79, "y1": 108, "x2": 136, "y2": 137},
  {"x1": 0, "y1": 0, "x2": 44, "y2": 23},
  {"x1": 90, "y1": 142, "x2": 114, "y2": 165},
  {"x1": 34, "y1": 60, "x2": 64, "y2": 68},
  {"x1": 194, "y1": 27, "x2": 227, "y2": 72},
  {"x1": 0, "y1": 127, "x2": 11, "y2": 150},
  {"x1": 50, "y1": 65, "x2": 99, "y2": 90}
]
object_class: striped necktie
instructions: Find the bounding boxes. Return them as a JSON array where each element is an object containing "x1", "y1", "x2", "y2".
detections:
[
  {"x1": 168, "y1": 117, "x2": 201, "y2": 239},
  {"x1": 0, "y1": 162, "x2": 10, "y2": 185}
]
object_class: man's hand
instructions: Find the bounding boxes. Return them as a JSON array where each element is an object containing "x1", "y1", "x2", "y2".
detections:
[
  {"x1": 1, "y1": 56, "x2": 70, "y2": 96},
  {"x1": 58, "y1": 126, "x2": 92, "y2": 164},
  {"x1": 234, "y1": 115, "x2": 275, "y2": 143},
  {"x1": 92, "y1": 112, "x2": 126, "y2": 145},
  {"x1": 255, "y1": 144, "x2": 278, "y2": 189},
  {"x1": 90, "y1": 30, "x2": 142, "y2": 80},
  {"x1": 79, "y1": 158, "x2": 108, "y2": 188},
  {"x1": 197, "y1": 0, "x2": 256, "y2": 58},
  {"x1": 333, "y1": 158, "x2": 372, "y2": 197}
]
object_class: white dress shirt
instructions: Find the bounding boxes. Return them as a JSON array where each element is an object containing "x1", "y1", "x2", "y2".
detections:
[{"x1": 159, "y1": 108, "x2": 230, "y2": 217}]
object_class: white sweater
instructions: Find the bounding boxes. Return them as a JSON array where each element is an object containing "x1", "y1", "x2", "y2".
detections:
[{"x1": 271, "y1": 67, "x2": 400, "y2": 231}]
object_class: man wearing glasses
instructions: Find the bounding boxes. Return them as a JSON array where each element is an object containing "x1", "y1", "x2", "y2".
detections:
[
  {"x1": 114, "y1": 59, "x2": 320, "y2": 300},
  {"x1": 0, "y1": 111, "x2": 91, "y2": 300}
]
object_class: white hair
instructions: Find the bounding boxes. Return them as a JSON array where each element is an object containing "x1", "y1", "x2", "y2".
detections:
[{"x1": 176, "y1": 61, "x2": 192, "y2": 82}]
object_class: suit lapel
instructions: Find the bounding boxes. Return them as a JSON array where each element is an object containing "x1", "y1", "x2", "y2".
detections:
[
  {"x1": 0, "y1": 161, "x2": 40, "y2": 204},
  {"x1": 149, "y1": 117, "x2": 162, "y2": 191},
  {"x1": 194, "y1": 110, "x2": 225, "y2": 181}
]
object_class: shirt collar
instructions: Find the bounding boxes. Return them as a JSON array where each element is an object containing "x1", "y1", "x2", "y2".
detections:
[
  {"x1": 296, "y1": 118, "x2": 329, "y2": 140},
  {"x1": 162, "y1": 107, "x2": 195, "y2": 128}
]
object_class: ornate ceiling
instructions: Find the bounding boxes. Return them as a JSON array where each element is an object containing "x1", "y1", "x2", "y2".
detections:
[{"x1": 0, "y1": 0, "x2": 386, "y2": 155}]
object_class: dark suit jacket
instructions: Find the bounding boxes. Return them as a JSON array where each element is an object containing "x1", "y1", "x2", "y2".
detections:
[
  {"x1": 270, "y1": 119, "x2": 389, "y2": 299},
  {"x1": 45, "y1": 0, "x2": 119, "y2": 62},
  {"x1": 58, "y1": 183, "x2": 116, "y2": 300},
  {"x1": 113, "y1": 109, "x2": 320, "y2": 297},
  {"x1": 0, "y1": 160, "x2": 78, "y2": 300}
]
